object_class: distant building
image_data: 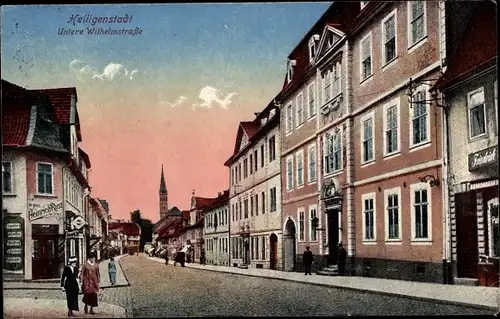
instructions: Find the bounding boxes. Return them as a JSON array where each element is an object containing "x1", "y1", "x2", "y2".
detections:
[
  {"x1": 108, "y1": 222, "x2": 141, "y2": 254},
  {"x1": 203, "y1": 190, "x2": 230, "y2": 266}
]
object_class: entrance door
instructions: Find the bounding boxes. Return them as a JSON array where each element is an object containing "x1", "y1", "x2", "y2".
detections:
[
  {"x1": 327, "y1": 209, "x2": 339, "y2": 266},
  {"x1": 269, "y1": 234, "x2": 278, "y2": 270},
  {"x1": 456, "y1": 192, "x2": 478, "y2": 278},
  {"x1": 32, "y1": 236, "x2": 58, "y2": 279},
  {"x1": 283, "y1": 219, "x2": 296, "y2": 271}
]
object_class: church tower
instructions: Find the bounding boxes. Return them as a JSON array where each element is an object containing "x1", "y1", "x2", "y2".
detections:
[{"x1": 159, "y1": 165, "x2": 168, "y2": 220}]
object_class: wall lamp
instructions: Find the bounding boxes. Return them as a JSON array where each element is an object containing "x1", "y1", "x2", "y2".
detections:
[
  {"x1": 406, "y1": 77, "x2": 447, "y2": 109},
  {"x1": 418, "y1": 174, "x2": 440, "y2": 187}
]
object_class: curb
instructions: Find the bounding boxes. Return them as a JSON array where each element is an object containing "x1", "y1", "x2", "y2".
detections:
[
  {"x1": 117, "y1": 255, "x2": 134, "y2": 318},
  {"x1": 149, "y1": 257, "x2": 496, "y2": 312}
]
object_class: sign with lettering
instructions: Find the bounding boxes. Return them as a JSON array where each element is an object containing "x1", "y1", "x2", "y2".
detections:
[
  {"x1": 469, "y1": 146, "x2": 498, "y2": 171},
  {"x1": 67, "y1": 229, "x2": 83, "y2": 239},
  {"x1": 28, "y1": 201, "x2": 63, "y2": 221},
  {"x1": 3, "y1": 215, "x2": 25, "y2": 274},
  {"x1": 72, "y1": 216, "x2": 85, "y2": 230}
]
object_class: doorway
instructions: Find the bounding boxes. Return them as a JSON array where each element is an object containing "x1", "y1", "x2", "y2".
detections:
[
  {"x1": 269, "y1": 233, "x2": 278, "y2": 270},
  {"x1": 456, "y1": 192, "x2": 478, "y2": 278},
  {"x1": 283, "y1": 219, "x2": 296, "y2": 271},
  {"x1": 32, "y1": 235, "x2": 58, "y2": 279},
  {"x1": 327, "y1": 209, "x2": 340, "y2": 266}
]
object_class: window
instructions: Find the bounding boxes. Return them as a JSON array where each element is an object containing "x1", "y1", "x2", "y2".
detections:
[
  {"x1": 287, "y1": 60, "x2": 294, "y2": 83},
  {"x1": 249, "y1": 154, "x2": 253, "y2": 174},
  {"x1": 333, "y1": 131, "x2": 342, "y2": 171},
  {"x1": 238, "y1": 163, "x2": 241, "y2": 182},
  {"x1": 255, "y1": 195, "x2": 259, "y2": 216},
  {"x1": 324, "y1": 132, "x2": 334, "y2": 174},
  {"x1": 332, "y1": 62, "x2": 341, "y2": 97},
  {"x1": 308, "y1": 83, "x2": 316, "y2": 118},
  {"x1": 244, "y1": 199, "x2": 249, "y2": 218},
  {"x1": 408, "y1": 1, "x2": 426, "y2": 47},
  {"x1": 362, "y1": 193, "x2": 376, "y2": 241},
  {"x1": 411, "y1": 183, "x2": 431, "y2": 241},
  {"x1": 239, "y1": 201, "x2": 242, "y2": 220},
  {"x1": 298, "y1": 210, "x2": 305, "y2": 242},
  {"x1": 2, "y1": 161, "x2": 13, "y2": 193},
  {"x1": 270, "y1": 187, "x2": 277, "y2": 212},
  {"x1": 360, "y1": 33, "x2": 372, "y2": 81},
  {"x1": 410, "y1": 87, "x2": 429, "y2": 146},
  {"x1": 286, "y1": 103, "x2": 293, "y2": 133},
  {"x1": 323, "y1": 71, "x2": 331, "y2": 103},
  {"x1": 254, "y1": 150, "x2": 258, "y2": 172},
  {"x1": 308, "y1": 36, "x2": 316, "y2": 62},
  {"x1": 383, "y1": 98, "x2": 400, "y2": 155},
  {"x1": 255, "y1": 237, "x2": 259, "y2": 260},
  {"x1": 261, "y1": 236, "x2": 266, "y2": 260},
  {"x1": 260, "y1": 144, "x2": 265, "y2": 167},
  {"x1": 468, "y1": 88, "x2": 487, "y2": 138},
  {"x1": 361, "y1": 112, "x2": 374, "y2": 163},
  {"x1": 384, "y1": 188, "x2": 402, "y2": 241},
  {"x1": 308, "y1": 143, "x2": 317, "y2": 183},
  {"x1": 296, "y1": 150, "x2": 304, "y2": 187},
  {"x1": 261, "y1": 191, "x2": 265, "y2": 214},
  {"x1": 296, "y1": 93, "x2": 304, "y2": 126},
  {"x1": 243, "y1": 158, "x2": 248, "y2": 178},
  {"x1": 235, "y1": 203, "x2": 239, "y2": 220},
  {"x1": 324, "y1": 129, "x2": 342, "y2": 175},
  {"x1": 232, "y1": 204, "x2": 235, "y2": 221},
  {"x1": 37, "y1": 163, "x2": 53, "y2": 194},
  {"x1": 251, "y1": 237, "x2": 254, "y2": 260},
  {"x1": 487, "y1": 198, "x2": 499, "y2": 257},
  {"x1": 231, "y1": 169, "x2": 234, "y2": 186},
  {"x1": 286, "y1": 156, "x2": 294, "y2": 190},
  {"x1": 309, "y1": 205, "x2": 318, "y2": 241},
  {"x1": 268, "y1": 136, "x2": 276, "y2": 162},
  {"x1": 250, "y1": 196, "x2": 254, "y2": 217},
  {"x1": 382, "y1": 10, "x2": 397, "y2": 65}
]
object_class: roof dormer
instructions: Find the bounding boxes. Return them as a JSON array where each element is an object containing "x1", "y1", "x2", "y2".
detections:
[
  {"x1": 360, "y1": 1, "x2": 368, "y2": 10},
  {"x1": 286, "y1": 59, "x2": 296, "y2": 84},
  {"x1": 308, "y1": 34, "x2": 320, "y2": 63}
]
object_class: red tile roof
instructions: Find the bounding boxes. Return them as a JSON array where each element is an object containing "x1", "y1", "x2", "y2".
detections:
[
  {"x1": 109, "y1": 222, "x2": 141, "y2": 236},
  {"x1": 182, "y1": 210, "x2": 190, "y2": 221},
  {"x1": 201, "y1": 190, "x2": 229, "y2": 212},
  {"x1": 1, "y1": 80, "x2": 35, "y2": 146},
  {"x1": 240, "y1": 121, "x2": 260, "y2": 140},
  {"x1": 193, "y1": 196, "x2": 218, "y2": 210},
  {"x1": 432, "y1": 1, "x2": 497, "y2": 91}
]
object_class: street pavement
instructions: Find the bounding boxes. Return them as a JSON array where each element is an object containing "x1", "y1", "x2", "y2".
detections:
[
  {"x1": 124, "y1": 255, "x2": 494, "y2": 316},
  {"x1": 3, "y1": 254, "x2": 132, "y2": 318}
]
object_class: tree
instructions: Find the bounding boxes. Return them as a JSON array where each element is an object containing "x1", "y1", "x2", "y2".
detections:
[{"x1": 129, "y1": 209, "x2": 153, "y2": 252}]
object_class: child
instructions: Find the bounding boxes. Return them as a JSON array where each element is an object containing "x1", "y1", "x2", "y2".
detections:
[{"x1": 108, "y1": 256, "x2": 117, "y2": 285}]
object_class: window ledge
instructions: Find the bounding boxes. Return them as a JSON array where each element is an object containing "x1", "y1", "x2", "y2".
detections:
[
  {"x1": 410, "y1": 240, "x2": 433, "y2": 245},
  {"x1": 2, "y1": 193, "x2": 16, "y2": 197},
  {"x1": 296, "y1": 123, "x2": 304, "y2": 130},
  {"x1": 360, "y1": 74, "x2": 373, "y2": 86},
  {"x1": 408, "y1": 36, "x2": 428, "y2": 54},
  {"x1": 296, "y1": 184, "x2": 304, "y2": 189},
  {"x1": 285, "y1": 131, "x2": 293, "y2": 137},
  {"x1": 34, "y1": 194, "x2": 58, "y2": 198},
  {"x1": 324, "y1": 170, "x2": 343, "y2": 178},
  {"x1": 469, "y1": 133, "x2": 488, "y2": 141},
  {"x1": 362, "y1": 240, "x2": 377, "y2": 245},
  {"x1": 307, "y1": 180, "x2": 317, "y2": 185},
  {"x1": 360, "y1": 160, "x2": 375, "y2": 168},
  {"x1": 381, "y1": 57, "x2": 398, "y2": 71},
  {"x1": 383, "y1": 151, "x2": 401, "y2": 160},
  {"x1": 385, "y1": 239, "x2": 402, "y2": 245},
  {"x1": 409, "y1": 141, "x2": 431, "y2": 153},
  {"x1": 308, "y1": 114, "x2": 317, "y2": 122}
]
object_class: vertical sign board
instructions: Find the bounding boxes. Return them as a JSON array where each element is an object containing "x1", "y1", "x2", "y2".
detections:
[{"x1": 3, "y1": 215, "x2": 25, "y2": 274}]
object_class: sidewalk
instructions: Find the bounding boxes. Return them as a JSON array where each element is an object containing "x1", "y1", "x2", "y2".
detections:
[
  {"x1": 148, "y1": 256, "x2": 498, "y2": 311},
  {"x1": 4, "y1": 254, "x2": 130, "y2": 290},
  {"x1": 4, "y1": 298, "x2": 125, "y2": 318}
]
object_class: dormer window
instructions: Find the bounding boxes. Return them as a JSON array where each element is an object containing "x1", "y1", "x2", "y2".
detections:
[
  {"x1": 360, "y1": 1, "x2": 368, "y2": 9},
  {"x1": 308, "y1": 34, "x2": 320, "y2": 62},
  {"x1": 286, "y1": 59, "x2": 296, "y2": 84}
]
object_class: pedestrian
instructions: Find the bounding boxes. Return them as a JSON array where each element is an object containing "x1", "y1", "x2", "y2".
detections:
[
  {"x1": 172, "y1": 248, "x2": 177, "y2": 267},
  {"x1": 108, "y1": 256, "x2": 117, "y2": 285},
  {"x1": 302, "y1": 246, "x2": 313, "y2": 275},
  {"x1": 200, "y1": 248, "x2": 206, "y2": 265},
  {"x1": 80, "y1": 252, "x2": 100, "y2": 315},
  {"x1": 164, "y1": 250, "x2": 169, "y2": 265},
  {"x1": 338, "y1": 242, "x2": 347, "y2": 276},
  {"x1": 61, "y1": 256, "x2": 79, "y2": 317}
]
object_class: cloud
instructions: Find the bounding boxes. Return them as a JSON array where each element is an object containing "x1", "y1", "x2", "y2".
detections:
[
  {"x1": 160, "y1": 96, "x2": 189, "y2": 108},
  {"x1": 69, "y1": 59, "x2": 140, "y2": 81},
  {"x1": 193, "y1": 86, "x2": 238, "y2": 110},
  {"x1": 224, "y1": 24, "x2": 228, "y2": 30}
]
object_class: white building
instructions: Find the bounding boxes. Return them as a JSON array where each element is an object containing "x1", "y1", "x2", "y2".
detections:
[
  {"x1": 203, "y1": 191, "x2": 230, "y2": 266},
  {"x1": 225, "y1": 102, "x2": 282, "y2": 270}
]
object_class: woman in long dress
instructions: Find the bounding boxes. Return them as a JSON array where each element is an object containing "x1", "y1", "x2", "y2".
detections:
[
  {"x1": 80, "y1": 252, "x2": 100, "y2": 314},
  {"x1": 61, "y1": 256, "x2": 79, "y2": 317}
]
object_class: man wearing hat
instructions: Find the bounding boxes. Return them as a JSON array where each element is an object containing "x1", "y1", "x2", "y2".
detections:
[{"x1": 61, "y1": 256, "x2": 80, "y2": 317}]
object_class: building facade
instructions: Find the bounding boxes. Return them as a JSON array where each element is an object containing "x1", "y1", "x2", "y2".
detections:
[
  {"x1": 432, "y1": 0, "x2": 498, "y2": 286},
  {"x1": 350, "y1": 1, "x2": 445, "y2": 282},
  {"x1": 226, "y1": 103, "x2": 282, "y2": 270},
  {"x1": 2, "y1": 80, "x2": 91, "y2": 280},
  {"x1": 203, "y1": 191, "x2": 230, "y2": 266}
]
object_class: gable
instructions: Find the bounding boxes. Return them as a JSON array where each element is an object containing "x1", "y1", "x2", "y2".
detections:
[
  {"x1": 239, "y1": 132, "x2": 249, "y2": 152},
  {"x1": 315, "y1": 25, "x2": 345, "y2": 62}
]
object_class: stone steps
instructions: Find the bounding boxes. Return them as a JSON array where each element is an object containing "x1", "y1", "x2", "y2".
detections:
[
  {"x1": 317, "y1": 265, "x2": 339, "y2": 276},
  {"x1": 454, "y1": 277, "x2": 479, "y2": 286}
]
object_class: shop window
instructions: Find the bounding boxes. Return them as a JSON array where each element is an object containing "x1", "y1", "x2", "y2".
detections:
[{"x1": 487, "y1": 198, "x2": 499, "y2": 257}]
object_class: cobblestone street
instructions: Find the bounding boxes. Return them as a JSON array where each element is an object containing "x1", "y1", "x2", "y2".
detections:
[{"x1": 121, "y1": 255, "x2": 492, "y2": 317}]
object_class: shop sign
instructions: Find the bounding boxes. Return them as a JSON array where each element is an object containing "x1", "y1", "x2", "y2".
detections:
[
  {"x1": 28, "y1": 200, "x2": 63, "y2": 221},
  {"x1": 469, "y1": 146, "x2": 498, "y2": 171},
  {"x1": 3, "y1": 215, "x2": 25, "y2": 274},
  {"x1": 67, "y1": 229, "x2": 83, "y2": 239},
  {"x1": 72, "y1": 216, "x2": 85, "y2": 230}
]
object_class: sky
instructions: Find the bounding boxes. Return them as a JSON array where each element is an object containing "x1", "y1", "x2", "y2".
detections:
[{"x1": 1, "y1": 3, "x2": 331, "y2": 222}]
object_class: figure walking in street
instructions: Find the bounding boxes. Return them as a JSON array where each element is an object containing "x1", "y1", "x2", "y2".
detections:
[
  {"x1": 164, "y1": 249, "x2": 169, "y2": 265},
  {"x1": 108, "y1": 256, "x2": 117, "y2": 285},
  {"x1": 172, "y1": 248, "x2": 178, "y2": 267},
  {"x1": 61, "y1": 256, "x2": 79, "y2": 317},
  {"x1": 200, "y1": 248, "x2": 206, "y2": 265},
  {"x1": 303, "y1": 246, "x2": 314, "y2": 275},
  {"x1": 338, "y1": 242, "x2": 347, "y2": 276},
  {"x1": 80, "y1": 252, "x2": 100, "y2": 315}
]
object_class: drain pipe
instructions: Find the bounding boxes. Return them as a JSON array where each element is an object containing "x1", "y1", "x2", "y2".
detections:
[{"x1": 441, "y1": 94, "x2": 452, "y2": 284}]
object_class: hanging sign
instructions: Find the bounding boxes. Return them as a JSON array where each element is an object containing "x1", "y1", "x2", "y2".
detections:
[
  {"x1": 72, "y1": 216, "x2": 85, "y2": 230},
  {"x1": 3, "y1": 215, "x2": 25, "y2": 274}
]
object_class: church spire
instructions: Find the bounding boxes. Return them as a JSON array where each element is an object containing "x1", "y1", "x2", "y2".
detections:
[{"x1": 159, "y1": 165, "x2": 167, "y2": 194}]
